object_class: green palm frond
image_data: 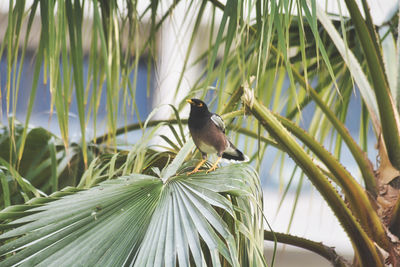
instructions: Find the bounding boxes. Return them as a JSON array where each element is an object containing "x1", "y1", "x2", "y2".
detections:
[
  {"x1": 0, "y1": 140, "x2": 264, "y2": 266},
  {"x1": 0, "y1": 123, "x2": 85, "y2": 207}
]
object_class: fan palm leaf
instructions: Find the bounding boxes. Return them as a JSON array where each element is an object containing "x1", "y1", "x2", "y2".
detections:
[{"x1": 0, "y1": 141, "x2": 264, "y2": 267}]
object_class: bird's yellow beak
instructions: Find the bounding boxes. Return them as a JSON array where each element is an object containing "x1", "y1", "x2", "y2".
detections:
[{"x1": 186, "y1": 99, "x2": 194, "y2": 104}]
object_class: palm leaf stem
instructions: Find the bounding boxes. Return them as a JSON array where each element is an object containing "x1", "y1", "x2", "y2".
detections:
[
  {"x1": 269, "y1": 45, "x2": 377, "y2": 197},
  {"x1": 243, "y1": 94, "x2": 383, "y2": 266},
  {"x1": 275, "y1": 114, "x2": 390, "y2": 251},
  {"x1": 343, "y1": 0, "x2": 400, "y2": 170},
  {"x1": 389, "y1": 195, "x2": 400, "y2": 237}
]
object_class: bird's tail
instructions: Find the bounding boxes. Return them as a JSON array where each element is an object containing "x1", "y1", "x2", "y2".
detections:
[{"x1": 222, "y1": 141, "x2": 248, "y2": 161}]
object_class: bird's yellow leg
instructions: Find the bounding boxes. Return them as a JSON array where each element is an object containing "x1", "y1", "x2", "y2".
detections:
[
  {"x1": 206, "y1": 156, "x2": 222, "y2": 174},
  {"x1": 187, "y1": 158, "x2": 207, "y2": 175}
]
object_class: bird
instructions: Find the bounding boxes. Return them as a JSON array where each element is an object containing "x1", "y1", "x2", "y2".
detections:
[{"x1": 186, "y1": 98, "x2": 247, "y2": 175}]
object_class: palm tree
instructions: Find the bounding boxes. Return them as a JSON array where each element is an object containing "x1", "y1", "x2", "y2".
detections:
[{"x1": 0, "y1": 0, "x2": 399, "y2": 266}]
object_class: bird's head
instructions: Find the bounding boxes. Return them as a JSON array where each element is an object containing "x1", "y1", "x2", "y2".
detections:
[{"x1": 186, "y1": 98, "x2": 209, "y2": 115}]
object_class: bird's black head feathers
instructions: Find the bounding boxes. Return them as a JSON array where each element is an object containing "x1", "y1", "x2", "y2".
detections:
[{"x1": 187, "y1": 98, "x2": 210, "y2": 117}]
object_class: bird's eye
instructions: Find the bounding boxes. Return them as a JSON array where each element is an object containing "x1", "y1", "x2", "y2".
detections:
[{"x1": 198, "y1": 103, "x2": 203, "y2": 107}]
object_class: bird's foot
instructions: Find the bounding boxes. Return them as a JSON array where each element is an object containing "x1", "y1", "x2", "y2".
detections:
[
  {"x1": 187, "y1": 159, "x2": 207, "y2": 176},
  {"x1": 187, "y1": 166, "x2": 207, "y2": 175},
  {"x1": 187, "y1": 169, "x2": 200, "y2": 175},
  {"x1": 206, "y1": 166, "x2": 218, "y2": 174},
  {"x1": 206, "y1": 156, "x2": 222, "y2": 174}
]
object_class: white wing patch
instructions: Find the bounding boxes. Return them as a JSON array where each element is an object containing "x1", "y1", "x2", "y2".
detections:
[
  {"x1": 211, "y1": 114, "x2": 225, "y2": 133},
  {"x1": 224, "y1": 143, "x2": 237, "y2": 154}
]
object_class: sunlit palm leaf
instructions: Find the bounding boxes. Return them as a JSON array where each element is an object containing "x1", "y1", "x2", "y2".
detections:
[{"x1": 0, "y1": 155, "x2": 264, "y2": 266}]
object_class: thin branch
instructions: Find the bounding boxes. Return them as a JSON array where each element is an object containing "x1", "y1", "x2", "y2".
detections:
[
  {"x1": 264, "y1": 231, "x2": 350, "y2": 267},
  {"x1": 93, "y1": 117, "x2": 278, "y2": 148},
  {"x1": 93, "y1": 119, "x2": 180, "y2": 144}
]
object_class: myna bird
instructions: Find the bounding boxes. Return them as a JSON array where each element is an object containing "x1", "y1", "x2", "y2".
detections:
[{"x1": 186, "y1": 98, "x2": 247, "y2": 175}]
